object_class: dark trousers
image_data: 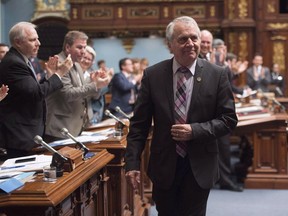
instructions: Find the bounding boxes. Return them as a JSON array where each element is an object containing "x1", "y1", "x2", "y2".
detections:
[
  {"x1": 152, "y1": 156, "x2": 210, "y2": 216},
  {"x1": 218, "y1": 134, "x2": 235, "y2": 186}
]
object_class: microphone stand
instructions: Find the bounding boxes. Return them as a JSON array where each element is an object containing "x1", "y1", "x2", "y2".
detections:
[
  {"x1": 115, "y1": 106, "x2": 131, "y2": 119},
  {"x1": 34, "y1": 135, "x2": 68, "y2": 177},
  {"x1": 60, "y1": 128, "x2": 95, "y2": 160},
  {"x1": 104, "y1": 109, "x2": 126, "y2": 137}
]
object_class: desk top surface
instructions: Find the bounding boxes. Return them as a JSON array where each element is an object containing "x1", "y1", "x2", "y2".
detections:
[{"x1": 0, "y1": 149, "x2": 114, "y2": 207}]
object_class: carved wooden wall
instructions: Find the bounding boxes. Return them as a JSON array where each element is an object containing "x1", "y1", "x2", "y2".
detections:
[
  {"x1": 68, "y1": 0, "x2": 224, "y2": 38},
  {"x1": 67, "y1": 0, "x2": 288, "y2": 92},
  {"x1": 32, "y1": 0, "x2": 288, "y2": 93},
  {"x1": 222, "y1": 0, "x2": 288, "y2": 92}
]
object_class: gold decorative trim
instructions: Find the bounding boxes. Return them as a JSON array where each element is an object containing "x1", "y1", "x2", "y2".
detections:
[
  {"x1": 273, "y1": 41, "x2": 285, "y2": 72},
  {"x1": 32, "y1": 0, "x2": 69, "y2": 21},
  {"x1": 174, "y1": 6, "x2": 205, "y2": 18},
  {"x1": 122, "y1": 38, "x2": 135, "y2": 54},
  {"x1": 238, "y1": 32, "x2": 248, "y2": 60},
  {"x1": 271, "y1": 36, "x2": 287, "y2": 41},
  {"x1": 210, "y1": 6, "x2": 215, "y2": 17},
  {"x1": 238, "y1": 0, "x2": 248, "y2": 19},
  {"x1": 72, "y1": 8, "x2": 78, "y2": 20},
  {"x1": 267, "y1": 2, "x2": 276, "y2": 13},
  {"x1": 163, "y1": 6, "x2": 169, "y2": 18},
  {"x1": 267, "y1": 23, "x2": 288, "y2": 29},
  {"x1": 127, "y1": 7, "x2": 159, "y2": 19},
  {"x1": 228, "y1": 32, "x2": 236, "y2": 54},
  {"x1": 118, "y1": 7, "x2": 123, "y2": 18},
  {"x1": 70, "y1": 0, "x2": 202, "y2": 2},
  {"x1": 228, "y1": 0, "x2": 235, "y2": 19},
  {"x1": 82, "y1": 6, "x2": 113, "y2": 20}
]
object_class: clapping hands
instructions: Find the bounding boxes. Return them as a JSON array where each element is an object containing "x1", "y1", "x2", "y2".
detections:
[
  {"x1": 45, "y1": 54, "x2": 73, "y2": 78},
  {"x1": 90, "y1": 68, "x2": 112, "y2": 89}
]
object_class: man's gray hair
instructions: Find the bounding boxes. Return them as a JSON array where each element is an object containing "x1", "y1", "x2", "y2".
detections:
[
  {"x1": 9, "y1": 22, "x2": 36, "y2": 47},
  {"x1": 166, "y1": 16, "x2": 201, "y2": 42}
]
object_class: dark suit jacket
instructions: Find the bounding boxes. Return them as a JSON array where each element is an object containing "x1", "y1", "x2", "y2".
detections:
[
  {"x1": 108, "y1": 72, "x2": 137, "y2": 114},
  {"x1": 246, "y1": 66, "x2": 271, "y2": 92},
  {"x1": 125, "y1": 58, "x2": 238, "y2": 190},
  {"x1": 0, "y1": 47, "x2": 63, "y2": 151}
]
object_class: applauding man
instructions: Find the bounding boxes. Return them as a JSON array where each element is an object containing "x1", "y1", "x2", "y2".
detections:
[{"x1": 0, "y1": 22, "x2": 72, "y2": 159}]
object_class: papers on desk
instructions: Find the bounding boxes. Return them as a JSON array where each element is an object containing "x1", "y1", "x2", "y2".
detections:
[
  {"x1": 48, "y1": 128, "x2": 114, "y2": 148},
  {"x1": 236, "y1": 105, "x2": 271, "y2": 120},
  {"x1": 0, "y1": 171, "x2": 36, "y2": 193},
  {"x1": 0, "y1": 155, "x2": 43, "y2": 193},
  {"x1": 235, "y1": 90, "x2": 257, "y2": 99},
  {"x1": 0, "y1": 154, "x2": 52, "y2": 174}
]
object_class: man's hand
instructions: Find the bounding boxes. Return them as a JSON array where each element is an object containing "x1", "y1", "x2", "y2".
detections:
[
  {"x1": 171, "y1": 124, "x2": 193, "y2": 141},
  {"x1": 125, "y1": 170, "x2": 141, "y2": 189},
  {"x1": 0, "y1": 84, "x2": 9, "y2": 101},
  {"x1": 45, "y1": 54, "x2": 73, "y2": 78}
]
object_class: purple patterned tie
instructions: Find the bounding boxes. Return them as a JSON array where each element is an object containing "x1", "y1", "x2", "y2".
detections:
[{"x1": 174, "y1": 66, "x2": 192, "y2": 157}]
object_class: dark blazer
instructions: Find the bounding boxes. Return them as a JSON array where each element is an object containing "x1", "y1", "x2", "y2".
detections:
[
  {"x1": 125, "y1": 58, "x2": 238, "y2": 190},
  {"x1": 0, "y1": 47, "x2": 63, "y2": 151},
  {"x1": 246, "y1": 66, "x2": 271, "y2": 92},
  {"x1": 108, "y1": 72, "x2": 137, "y2": 114}
]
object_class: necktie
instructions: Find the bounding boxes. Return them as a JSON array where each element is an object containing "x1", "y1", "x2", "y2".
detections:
[
  {"x1": 27, "y1": 60, "x2": 38, "y2": 81},
  {"x1": 174, "y1": 66, "x2": 192, "y2": 157}
]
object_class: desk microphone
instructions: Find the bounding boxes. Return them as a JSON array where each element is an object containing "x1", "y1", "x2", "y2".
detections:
[
  {"x1": 272, "y1": 98, "x2": 286, "y2": 111},
  {"x1": 115, "y1": 106, "x2": 131, "y2": 119},
  {"x1": 34, "y1": 135, "x2": 68, "y2": 162},
  {"x1": 104, "y1": 109, "x2": 126, "y2": 126},
  {"x1": 275, "y1": 87, "x2": 284, "y2": 97},
  {"x1": 60, "y1": 128, "x2": 94, "y2": 159}
]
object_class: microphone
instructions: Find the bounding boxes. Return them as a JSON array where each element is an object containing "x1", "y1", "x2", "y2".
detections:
[
  {"x1": 34, "y1": 135, "x2": 68, "y2": 161},
  {"x1": 104, "y1": 109, "x2": 126, "y2": 126},
  {"x1": 34, "y1": 135, "x2": 68, "y2": 177},
  {"x1": 115, "y1": 106, "x2": 131, "y2": 119},
  {"x1": 60, "y1": 128, "x2": 94, "y2": 159},
  {"x1": 272, "y1": 98, "x2": 286, "y2": 112},
  {"x1": 275, "y1": 87, "x2": 284, "y2": 97}
]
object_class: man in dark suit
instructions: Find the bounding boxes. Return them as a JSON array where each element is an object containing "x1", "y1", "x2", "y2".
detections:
[
  {"x1": 125, "y1": 16, "x2": 238, "y2": 216},
  {"x1": 246, "y1": 54, "x2": 271, "y2": 92},
  {"x1": 108, "y1": 58, "x2": 141, "y2": 116},
  {"x1": 0, "y1": 21, "x2": 72, "y2": 159}
]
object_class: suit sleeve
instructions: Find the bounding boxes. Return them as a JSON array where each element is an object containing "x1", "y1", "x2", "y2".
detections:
[
  {"x1": 125, "y1": 71, "x2": 153, "y2": 171},
  {"x1": 191, "y1": 66, "x2": 238, "y2": 141},
  {"x1": 4, "y1": 61, "x2": 62, "y2": 102},
  {"x1": 59, "y1": 66, "x2": 101, "y2": 103}
]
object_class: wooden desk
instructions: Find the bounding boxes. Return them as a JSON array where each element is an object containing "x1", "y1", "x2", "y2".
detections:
[
  {"x1": 85, "y1": 121, "x2": 137, "y2": 216},
  {"x1": 0, "y1": 149, "x2": 114, "y2": 216},
  {"x1": 234, "y1": 114, "x2": 288, "y2": 189},
  {"x1": 86, "y1": 134, "x2": 133, "y2": 216}
]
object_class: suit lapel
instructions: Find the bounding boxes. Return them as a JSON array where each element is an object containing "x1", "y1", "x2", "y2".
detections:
[
  {"x1": 187, "y1": 59, "x2": 203, "y2": 117},
  {"x1": 163, "y1": 59, "x2": 176, "y2": 121}
]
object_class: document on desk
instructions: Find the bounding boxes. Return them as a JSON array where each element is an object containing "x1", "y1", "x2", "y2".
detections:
[
  {"x1": 48, "y1": 128, "x2": 114, "y2": 148},
  {"x1": 0, "y1": 171, "x2": 36, "y2": 193},
  {"x1": 0, "y1": 154, "x2": 52, "y2": 174}
]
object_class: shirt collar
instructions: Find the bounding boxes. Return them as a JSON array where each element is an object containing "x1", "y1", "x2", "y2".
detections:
[{"x1": 173, "y1": 58, "x2": 196, "y2": 77}]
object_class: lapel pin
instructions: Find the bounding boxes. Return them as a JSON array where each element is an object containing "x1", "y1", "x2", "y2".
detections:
[{"x1": 196, "y1": 77, "x2": 201, "y2": 82}]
